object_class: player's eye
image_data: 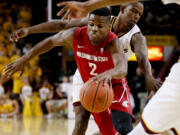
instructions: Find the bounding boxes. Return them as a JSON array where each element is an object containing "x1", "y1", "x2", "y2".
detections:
[
  {"x1": 131, "y1": 9, "x2": 138, "y2": 14},
  {"x1": 89, "y1": 23, "x2": 94, "y2": 27},
  {"x1": 98, "y1": 24, "x2": 103, "y2": 28}
]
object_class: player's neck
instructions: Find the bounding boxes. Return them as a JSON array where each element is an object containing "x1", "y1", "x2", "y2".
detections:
[
  {"x1": 113, "y1": 24, "x2": 131, "y2": 36},
  {"x1": 113, "y1": 18, "x2": 132, "y2": 37}
]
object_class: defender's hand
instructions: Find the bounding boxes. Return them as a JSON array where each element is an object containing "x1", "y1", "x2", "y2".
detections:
[
  {"x1": 10, "y1": 28, "x2": 29, "y2": 42},
  {"x1": 146, "y1": 76, "x2": 162, "y2": 97},
  {"x1": 57, "y1": 1, "x2": 88, "y2": 21}
]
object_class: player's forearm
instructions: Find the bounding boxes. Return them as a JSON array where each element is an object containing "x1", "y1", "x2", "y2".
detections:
[
  {"x1": 28, "y1": 18, "x2": 87, "y2": 34},
  {"x1": 110, "y1": 61, "x2": 127, "y2": 79},
  {"x1": 138, "y1": 57, "x2": 153, "y2": 78},
  {"x1": 21, "y1": 37, "x2": 54, "y2": 64},
  {"x1": 85, "y1": 0, "x2": 138, "y2": 12},
  {"x1": 27, "y1": 21, "x2": 66, "y2": 34}
]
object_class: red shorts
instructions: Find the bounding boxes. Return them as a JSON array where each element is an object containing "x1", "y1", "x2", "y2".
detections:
[{"x1": 110, "y1": 78, "x2": 133, "y2": 117}]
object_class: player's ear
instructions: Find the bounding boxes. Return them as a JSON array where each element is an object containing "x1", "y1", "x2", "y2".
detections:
[{"x1": 120, "y1": 6, "x2": 126, "y2": 14}]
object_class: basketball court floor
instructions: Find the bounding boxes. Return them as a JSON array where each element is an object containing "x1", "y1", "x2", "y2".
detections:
[
  {"x1": 0, "y1": 116, "x2": 173, "y2": 135},
  {"x1": 0, "y1": 116, "x2": 99, "y2": 135}
]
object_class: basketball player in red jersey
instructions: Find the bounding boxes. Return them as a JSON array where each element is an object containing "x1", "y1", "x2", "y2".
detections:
[
  {"x1": 4, "y1": 8, "x2": 132, "y2": 135},
  {"x1": 10, "y1": 3, "x2": 162, "y2": 135},
  {"x1": 11, "y1": 2, "x2": 161, "y2": 96}
]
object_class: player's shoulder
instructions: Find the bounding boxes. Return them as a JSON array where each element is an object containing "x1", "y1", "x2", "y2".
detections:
[
  {"x1": 75, "y1": 26, "x2": 87, "y2": 36},
  {"x1": 129, "y1": 25, "x2": 141, "y2": 35}
]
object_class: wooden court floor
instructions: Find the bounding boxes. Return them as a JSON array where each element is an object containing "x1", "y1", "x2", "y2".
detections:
[
  {"x1": 0, "y1": 116, "x2": 99, "y2": 135},
  {"x1": 0, "y1": 116, "x2": 172, "y2": 135}
]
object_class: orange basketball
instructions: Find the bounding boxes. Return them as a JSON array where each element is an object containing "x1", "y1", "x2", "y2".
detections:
[{"x1": 80, "y1": 80, "x2": 114, "y2": 113}]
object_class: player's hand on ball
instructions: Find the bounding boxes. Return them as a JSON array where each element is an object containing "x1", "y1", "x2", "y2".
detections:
[
  {"x1": 92, "y1": 71, "x2": 112, "y2": 84},
  {"x1": 10, "y1": 28, "x2": 29, "y2": 42}
]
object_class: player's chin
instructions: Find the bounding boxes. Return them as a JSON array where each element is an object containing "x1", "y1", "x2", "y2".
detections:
[{"x1": 89, "y1": 36, "x2": 99, "y2": 43}]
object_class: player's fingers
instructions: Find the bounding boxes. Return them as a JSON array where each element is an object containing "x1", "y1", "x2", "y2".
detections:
[
  {"x1": 155, "y1": 83, "x2": 161, "y2": 91},
  {"x1": 4, "y1": 63, "x2": 14, "y2": 71},
  {"x1": 4, "y1": 67, "x2": 15, "y2": 76},
  {"x1": 91, "y1": 76, "x2": 97, "y2": 82},
  {"x1": 67, "y1": 13, "x2": 72, "y2": 24},
  {"x1": 89, "y1": 78, "x2": 95, "y2": 84},
  {"x1": 147, "y1": 88, "x2": 152, "y2": 98},
  {"x1": 104, "y1": 78, "x2": 108, "y2": 85},
  {"x1": 10, "y1": 33, "x2": 16, "y2": 42},
  {"x1": 99, "y1": 75, "x2": 106, "y2": 82},
  {"x1": 17, "y1": 30, "x2": 23, "y2": 37},
  {"x1": 57, "y1": 1, "x2": 67, "y2": 7},
  {"x1": 4, "y1": 64, "x2": 15, "y2": 73},
  {"x1": 62, "y1": 10, "x2": 71, "y2": 21},
  {"x1": 19, "y1": 69, "x2": 24, "y2": 76},
  {"x1": 57, "y1": 6, "x2": 68, "y2": 17}
]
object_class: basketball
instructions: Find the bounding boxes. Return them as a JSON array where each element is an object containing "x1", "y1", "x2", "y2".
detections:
[{"x1": 80, "y1": 80, "x2": 114, "y2": 113}]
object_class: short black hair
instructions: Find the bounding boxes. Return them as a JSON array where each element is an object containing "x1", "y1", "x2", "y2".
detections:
[{"x1": 89, "y1": 7, "x2": 111, "y2": 19}]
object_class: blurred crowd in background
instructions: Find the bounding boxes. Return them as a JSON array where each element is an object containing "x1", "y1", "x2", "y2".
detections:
[{"x1": 0, "y1": 0, "x2": 180, "y2": 119}]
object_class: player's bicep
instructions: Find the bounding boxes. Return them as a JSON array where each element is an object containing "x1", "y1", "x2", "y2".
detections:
[
  {"x1": 51, "y1": 27, "x2": 76, "y2": 47},
  {"x1": 131, "y1": 33, "x2": 148, "y2": 61}
]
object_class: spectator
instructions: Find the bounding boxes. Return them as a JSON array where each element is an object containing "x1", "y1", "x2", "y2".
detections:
[
  {"x1": 0, "y1": 93, "x2": 19, "y2": 118},
  {"x1": 20, "y1": 77, "x2": 32, "y2": 105},
  {"x1": 45, "y1": 76, "x2": 71, "y2": 118},
  {"x1": 39, "y1": 80, "x2": 53, "y2": 114}
]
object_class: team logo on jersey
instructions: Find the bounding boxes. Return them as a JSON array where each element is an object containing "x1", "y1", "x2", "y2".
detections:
[
  {"x1": 77, "y1": 45, "x2": 84, "y2": 48},
  {"x1": 122, "y1": 100, "x2": 129, "y2": 108},
  {"x1": 100, "y1": 48, "x2": 104, "y2": 53}
]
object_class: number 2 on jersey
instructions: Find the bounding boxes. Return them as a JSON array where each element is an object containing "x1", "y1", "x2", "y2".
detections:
[{"x1": 89, "y1": 62, "x2": 98, "y2": 76}]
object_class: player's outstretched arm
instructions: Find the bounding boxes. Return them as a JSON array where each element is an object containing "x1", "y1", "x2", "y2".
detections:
[
  {"x1": 92, "y1": 39, "x2": 128, "y2": 82},
  {"x1": 131, "y1": 33, "x2": 162, "y2": 96},
  {"x1": 57, "y1": 0, "x2": 138, "y2": 20},
  {"x1": 10, "y1": 18, "x2": 87, "y2": 42},
  {"x1": 3, "y1": 28, "x2": 76, "y2": 82}
]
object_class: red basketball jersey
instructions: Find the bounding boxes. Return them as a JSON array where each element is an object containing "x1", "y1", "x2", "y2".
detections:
[
  {"x1": 73, "y1": 26, "x2": 117, "y2": 82},
  {"x1": 73, "y1": 26, "x2": 134, "y2": 119}
]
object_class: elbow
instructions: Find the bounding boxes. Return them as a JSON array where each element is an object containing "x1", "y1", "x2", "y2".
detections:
[{"x1": 48, "y1": 36, "x2": 56, "y2": 47}]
